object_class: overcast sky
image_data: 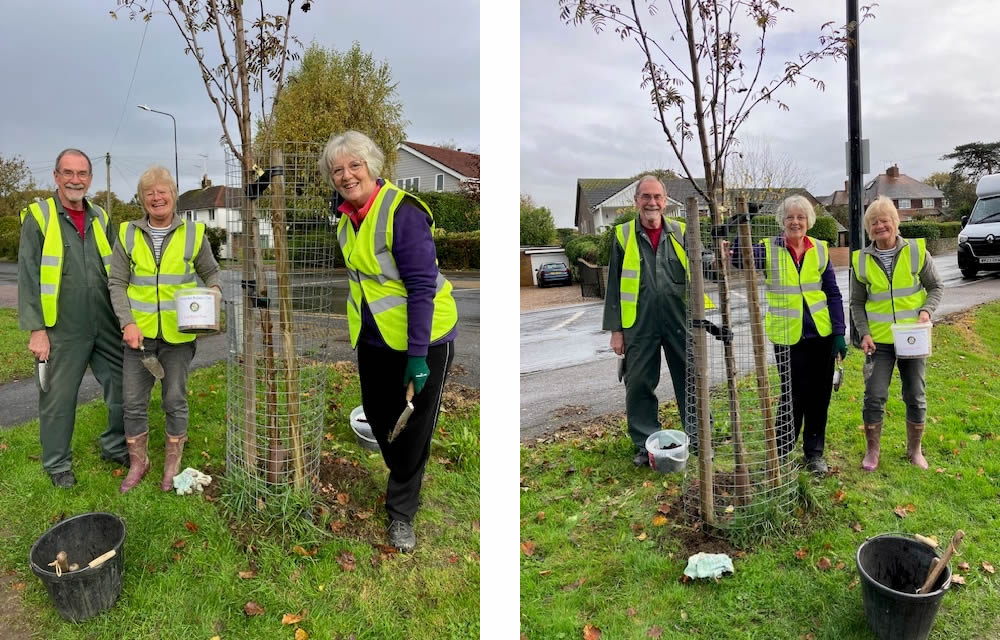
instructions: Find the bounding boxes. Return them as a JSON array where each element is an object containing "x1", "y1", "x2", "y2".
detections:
[
  {"x1": 522, "y1": 1, "x2": 1000, "y2": 227},
  {"x1": 0, "y1": 0, "x2": 479, "y2": 199}
]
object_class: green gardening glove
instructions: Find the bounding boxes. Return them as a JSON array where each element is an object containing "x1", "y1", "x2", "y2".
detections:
[
  {"x1": 832, "y1": 334, "x2": 848, "y2": 360},
  {"x1": 403, "y1": 356, "x2": 430, "y2": 395}
]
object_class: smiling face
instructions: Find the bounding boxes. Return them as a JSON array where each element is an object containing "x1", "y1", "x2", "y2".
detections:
[
  {"x1": 633, "y1": 179, "x2": 666, "y2": 229},
  {"x1": 869, "y1": 214, "x2": 898, "y2": 248},
  {"x1": 142, "y1": 183, "x2": 175, "y2": 226},
  {"x1": 53, "y1": 153, "x2": 92, "y2": 209},
  {"x1": 783, "y1": 206, "x2": 810, "y2": 242},
  {"x1": 331, "y1": 154, "x2": 376, "y2": 209}
]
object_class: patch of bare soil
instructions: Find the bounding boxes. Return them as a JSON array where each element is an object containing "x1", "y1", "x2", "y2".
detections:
[
  {"x1": 441, "y1": 383, "x2": 479, "y2": 415},
  {"x1": 0, "y1": 528, "x2": 33, "y2": 640},
  {"x1": 520, "y1": 285, "x2": 589, "y2": 311},
  {"x1": 523, "y1": 412, "x2": 625, "y2": 448}
]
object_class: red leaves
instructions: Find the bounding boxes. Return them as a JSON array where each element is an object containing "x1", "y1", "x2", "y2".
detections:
[
  {"x1": 583, "y1": 623, "x2": 602, "y2": 640},
  {"x1": 831, "y1": 490, "x2": 846, "y2": 504},
  {"x1": 816, "y1": 557, "x2": 832, "y2": 571},
  {"x1": 521, "y1": 541, "x2": 536, "y2": 557},
  {"x1": 243, "y1": 601, "x2": 265, "y2": 616},
  {"x1": 184, "y1": 521, "x2": 199, "y2": 533},
  {"x1": 794, "y1": 548, "x2": 808, "y2": 560}
]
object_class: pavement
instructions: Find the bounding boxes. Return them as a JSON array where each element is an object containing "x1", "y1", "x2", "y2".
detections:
[
  {"x1": 0, "y1": 264, "x2": 479, "y2": 428},
  {"x1": 520, "y1": 251, "x2": 1000, "y2": 441}
]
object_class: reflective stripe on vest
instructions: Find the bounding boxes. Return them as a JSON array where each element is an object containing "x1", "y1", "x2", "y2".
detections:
[
  {"x1": 121, "y1": 220, "x2": 203, "y2": 343},
  {"x1": 615, "y1": 218, "x2": 713, "y2": 329},
  {"x1": 851, "y1": 238, "x2": 927, "y2": 343},
  {"x1": 19, "y1": 197, "x2": 113, "y2": 327},
  {"x1": 336, "y1": 180, "x2": 458, "y2": 351},
  {"x1": 762, "y1": 236, "x2": 832, "y2": 345}
]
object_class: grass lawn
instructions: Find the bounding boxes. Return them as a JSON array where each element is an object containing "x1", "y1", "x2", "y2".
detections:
[
  {"x1": 521, "y1": 302, "x2": 1000, "y2": 639},
  {"x1": 0, "y1": 309, "x2": 34, "y2": 384},
  {"x1": 0, "y1": 362, "x2": 480, "y2": 639}
]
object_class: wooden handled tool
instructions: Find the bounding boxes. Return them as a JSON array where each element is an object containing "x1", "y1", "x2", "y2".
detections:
[
  {"x1": 917, "y1": 530, "x2": 964, "y2": 594},
  {"x1": 387, "y1": 382, "x2": 416, "y2": 443}
]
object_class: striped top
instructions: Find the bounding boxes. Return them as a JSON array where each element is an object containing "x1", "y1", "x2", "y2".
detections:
[
  {"x1": 147, "y1": 225, "x2": 171, "y2": 263},
  {"x1": 875, "y1": 245, "x2": 898, "y2": 274}
]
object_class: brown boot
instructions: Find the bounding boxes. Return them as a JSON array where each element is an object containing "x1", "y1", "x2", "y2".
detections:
[
  {"x1": 906, "y1": 421, "x2": 928, "y2": 469},
  {"x1": 161, "y1": 435, "x2": 188, "y2": 492},
  {"x1": 120, "y1": 433, "x2": 150, "y2": 493},
  {"x1": 861, "y1": 423, "x2": 882, "y2": 471}
]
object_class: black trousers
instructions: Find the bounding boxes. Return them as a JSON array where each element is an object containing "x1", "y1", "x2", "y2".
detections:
[
  {"x1": 775, "y1": 335, "x2": 835, "y2": 460},
  {"x1": 358, "y1": 340, "x2": 454, "y2": 523}
]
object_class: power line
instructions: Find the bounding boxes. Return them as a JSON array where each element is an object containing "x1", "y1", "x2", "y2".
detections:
[{"x1": 109, "y1": 14, "x2": 151, "y2": 152}]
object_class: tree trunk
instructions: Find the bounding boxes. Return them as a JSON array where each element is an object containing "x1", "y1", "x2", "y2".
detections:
[{"x1": 686, "y1": 197, "x2": 714, "y2": 525}]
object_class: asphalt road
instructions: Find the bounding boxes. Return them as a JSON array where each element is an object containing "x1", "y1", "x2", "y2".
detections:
[
  {"x1": 0, "y1": 263, "x2": 479, "y2": 428},
  {"x1": 520, "y1": 251, "x2": 1000, "y2": 441}
]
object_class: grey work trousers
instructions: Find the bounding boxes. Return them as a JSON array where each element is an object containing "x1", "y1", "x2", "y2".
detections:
[
  {"x1": 862, "y1": 342, "x2": 926, "y2": 424},
  {"x1": 123, "y1": 338, "x2": 196, "y2": 438},
  {"x1": 623, "y1": 331, "x2": 688, "y2": 450}
]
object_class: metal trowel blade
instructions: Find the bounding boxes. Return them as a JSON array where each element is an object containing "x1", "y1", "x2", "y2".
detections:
[{"x1": 140, "y1": 346, "x2": 165, "y2": 380}]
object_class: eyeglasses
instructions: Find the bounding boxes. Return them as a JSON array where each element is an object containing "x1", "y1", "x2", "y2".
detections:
[
  {"x1": 638, "y1": 193, "x2": 665, "y2": 203},
  {"x1": 57, "y1": 169, "x2": 91, "y2": 180},
  {"x1": 331, "y1": 160, "x2": 365, "y2": 179}
]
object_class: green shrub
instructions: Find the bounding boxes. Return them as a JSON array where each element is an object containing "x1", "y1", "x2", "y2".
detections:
[
  {"x1": 435, "y1": 231, "x2": 479, "y2": 269},
  {"x1": 0, "y1": 216, "x2": 20, "y2": 260},
  {"x1": 566, "y1": 233, "x2": 602, "y2": 266},
  {"x1": 810, "y1": 216, "x2": 839, "y2": 245},
  {"x1": 750, "y1": 215, "x2": 782, "y2": 242},
  {"x1": 556, "y1": 228, "x2": 578, "y2": 246},
  {"x1": 204, "y1": 227, "x2": 227, "y2": 262},
  {"x1": 937, "y1": 221, "x2": 962, "y2": 238},
  {"x1": 288, "y1": 227, "x2": 340, "y2": 267},
  {"x1": 416, "y1": 191, "x2": 479, "y2": 232},
  {"x1": 898, "y1": 221, "x2": 941, "y2": 240},
  {"x1": 596, "y1": 211, "x2": 637, "y2": 266}
]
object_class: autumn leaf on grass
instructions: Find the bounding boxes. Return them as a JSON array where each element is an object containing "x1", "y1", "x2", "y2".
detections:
[
  {"x1": 11, "y1": 582, "x2": 24, "y2": 591},
  {"x1": 832, "y1": 490, "x2": 846, "y2": 504},
  {"x1": 952, "y1": 574, "x2": 967, "y2": 585},
  {"x1": 337, "y1": 551, "x2": 357, "y2": 572},
  {"x1": 794, "y1": 548, "x2": 808, "y2": 560},
  {"x1": 521, "y1": 541, "x2": 536, "y2": 557},
  {"x1": 243, "y1": 601, "x2": 265, "y2": 616},
  {"x1": 354, "y1": 510, "x2": 373, "y2": 521},
  {"x1": 635, "y1": 532, "x2": 648, "y2": 541},
  {"x1": 184, "y1": 521, "x2": 199, "y2": 533},
  {"x1": 893, "y1": 506, "x2": 909, "y2": 519},
  {"x1": 657, "y1": 503, "x2": 671, "y2": 515},
  {"x1": 583, "y1": 623, "x2": 602, "y2": 640},
  {"x1": 647, "y1": 626, "x2": 664, "y2": 638},
  {"x1": 626, "y1": 607, "x2": 637, "y2": 617},
  {"x1": 292, "y1": 545, "x2": 318, "y2": 557},
  {"x1": 850, "y1": 522, "x2": 863, "y2": 533},
  {"x1": 282, "y1": 610, "x2": 306, "y2": 625},
  {"x1": 237, "y1": 569, "x2": 257, "y2": 579},
  {"x1": 817, "y1": 557, "x2": 832, "y2": 571},
  {"x1": 983, "y1": 562, "x2": 996, "y2": 574},
  {"x1": 848, "y1": 577, "x2": 859, "y2": 590},
  {"x1": 835, "y1": 561, "x2": 846, "y2": 570},
  {"x1": 172, "y1": 539, "x2": 186, "y2": 549},
  {"x1": 111, "y1": 468, "x2": 124, "y2": 478},
  {"x1": 958, "y1": 562, "x2": 970, "y2": 572},
  {"x1": 330, "y1": 520, "x2": 347, "y2": 533},
  {"x1": 295, "y1": 628, "x2": 309, "y2": 640},
  {"x1": 336, "y1": 493, "x2": 350, "y2": 505},
  {"x1": 536, "y1": 511, "x2": 545, "y2": 522},
  {"x1": 652, "y1": 515, "x2": 668, "y2": 527}
]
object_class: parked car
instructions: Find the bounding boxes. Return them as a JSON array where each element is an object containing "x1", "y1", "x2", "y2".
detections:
[
  {"x1": 958, "y1": 173, "x2": 1000, "y2": 279},
  {"x1": 536, "y1": 262, "x2": 572, "y2": 287}
]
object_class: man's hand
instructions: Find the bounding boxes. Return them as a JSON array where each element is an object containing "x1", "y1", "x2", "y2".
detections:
[
  {"x1": 28, "y1": 329, "x2": 49, "y2": 361},
  {"x1": 860, "y1": 334, "x2": 876, "y2": 355},
  {"x1": 919, "y1": 310, "x2": 931, "y2": 323},
  {"x1": 610, "y1": 330, "x2": 625, "y2": 356},
  {"x1": 123, "y1": 323, "x2": 143, "y2": 350}
]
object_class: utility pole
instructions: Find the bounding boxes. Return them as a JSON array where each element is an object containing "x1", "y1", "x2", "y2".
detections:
[
  {"x1": 846, "y1": 0, "x2": 863, "y2": 345},
  {"x1": 105, "y1": 153, "x2": 112, "y2": 217}
]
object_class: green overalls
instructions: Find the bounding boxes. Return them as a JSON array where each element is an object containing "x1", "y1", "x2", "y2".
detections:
[{"x1": 18, "y1": 195, "x2": 125, "y2": 474}]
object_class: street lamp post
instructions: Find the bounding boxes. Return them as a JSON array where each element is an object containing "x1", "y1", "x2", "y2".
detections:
[{"x1": 137, "y1": 104, "x2": 179, "y2": 188}]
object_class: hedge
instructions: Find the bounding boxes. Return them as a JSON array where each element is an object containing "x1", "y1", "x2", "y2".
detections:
[
  {"x1": 566, "y1": 233, "x2": 602, "y2": 267},
  {"x1": 898, "y1": 221, "x2": 941, "y2": 240},
  {"x1": 0, "y1": 216, "x2": 20, "y2": 260},
  {"x1": 434, "y1": 231, "x2": 479, "y2": 270},
  {"x1": 937, "y1": 221, "x2": 962, "y2": 238},
  {"x1": 414, "y1": 191, "x2": 479, "y2": 232},
  {"x1": 809, "y1": 216, "x2": 839, "y2": 245}
]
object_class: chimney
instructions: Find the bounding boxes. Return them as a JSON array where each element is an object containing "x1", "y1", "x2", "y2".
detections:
[
  {"x1": 200, "y1": 174, "x2": 212, "y2": 189},
  {"x1": 887, "y1": 164, "x2": 899, "y2": 178}
]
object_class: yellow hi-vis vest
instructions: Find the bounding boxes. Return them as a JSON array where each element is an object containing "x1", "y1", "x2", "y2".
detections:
[
  {"x1": 762, "y1": 236, "x2": 832, "y2": 345},
  {"x1": 852, "y1": 238, "x2": 927, "y2": 343},
  {"x1": 615, "y1": 218, "x2": 714, "y2": 329},
  {"x1": 19, "y1": 197, "x2": 113, "y2": 327},
  {"x1": 120, "y1": 220, "x2": 205, "y2": 344},
  {"x1": 336, "y1": 180, "x2": 458, "y2": 351}
]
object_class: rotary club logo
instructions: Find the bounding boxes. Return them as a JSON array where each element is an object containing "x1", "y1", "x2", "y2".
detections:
[{"x1": 189, "y1": 302, "x2": 200, "y2": 312}]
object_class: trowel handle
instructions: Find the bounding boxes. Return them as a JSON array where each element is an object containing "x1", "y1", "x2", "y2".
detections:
[
  {"x1": 405, "y1": 381, "x2": 415, "y2": 403},
  {"x1": 918, "y1": 529, "x2": 964, "y2": 593}
]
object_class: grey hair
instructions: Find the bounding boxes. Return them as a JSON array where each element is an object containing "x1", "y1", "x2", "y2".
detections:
[
  {"x1": 634, "y1": 174, "x2": 667, "y2": 198},
  {"x1": 863, "y1": 195, "x2": 900, "y2": 235},
  {"x1": 775, "y1": 194, "x2": 816, "y2": 229},
  {"x1": 55, "y1": 148, "x2": 92, "y2": 174},
  {"x1": 136, "y1": 165, "x2": 178, "y2": 212},
  {"x1": 317, "y1": 130, "x2": 385, "y2": 187}
]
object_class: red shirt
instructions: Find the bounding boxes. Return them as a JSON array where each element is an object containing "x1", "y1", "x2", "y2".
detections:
[
  {"x1": 642, "y1": 222, "x2": 663, "y2": 253},
  {"x1": 784, "y1": 235, "x2": 813, "y2": 265},
  {"x1": 65, "y1": 207, "x2": 86, "y2": 239},
  {"x1": 338, "y1": 182, "x2": 383, "y2": 230}
]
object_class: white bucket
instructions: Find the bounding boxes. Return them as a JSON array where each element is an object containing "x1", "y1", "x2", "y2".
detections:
[
  {"x1": 891, "y1": 322, "x2": 932, "y2": 359},
  {"x1": 175, "y1": 287, "x2": 221, "y2": 334},
  {"x1": 349, "y1": 406, "x2": 380, "y2": 452},
  {"x1": 645, "y1": 429, "x2": 689, "y2": 473}
]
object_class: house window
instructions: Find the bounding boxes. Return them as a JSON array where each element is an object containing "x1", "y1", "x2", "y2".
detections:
[
  {"x1": 922, "y1": 198, "x2": 934, "y2": 209},
  {"x1": 398, "y1": 177, "x2": 420, "y2": 192},
  {"x1": 897, "y1": 199, "x2": 911, "y2": 209},
  {"x1": 186, "y1": 212, "x2": 192, "y2": 221},
  {"x1": 208, "y1": 208, "x2": 215, "y2": 222},
  {"x1": 435, "y1": 173, "x2": 444, "y2": 192}
]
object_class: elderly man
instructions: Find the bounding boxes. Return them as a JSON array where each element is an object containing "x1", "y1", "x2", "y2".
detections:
[
  {"x1": 18, "y1": 149, "x2": 126, "y2": 487},
  {"x1": 603, "y1": 175, "x2": 705, "y2": 466}
]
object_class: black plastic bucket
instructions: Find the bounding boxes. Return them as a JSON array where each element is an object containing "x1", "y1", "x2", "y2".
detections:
[
  {"x1": 856, "y1": 534, "x2": 951, "y2": 640},
  {"x1": 29, "y1": 512, "x2": 126, "y2": 622}
]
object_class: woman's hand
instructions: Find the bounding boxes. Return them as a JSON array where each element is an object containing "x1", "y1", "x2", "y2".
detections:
[
  {"x1": 403, "y1": 356, "x2": 430, "y2": 395},
  {"x1": 919, "y1": 310, "x2": 931, "y2": 323},
  {"x1": 860, "y1": 334, "x2": 876, "y2": 355}
]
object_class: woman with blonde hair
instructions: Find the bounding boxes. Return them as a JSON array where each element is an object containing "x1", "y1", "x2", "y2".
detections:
[{"x1": 851, "y1": 196, "x2": 943, "y2": 471}]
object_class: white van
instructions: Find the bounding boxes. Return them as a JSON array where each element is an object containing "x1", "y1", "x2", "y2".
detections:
[{"x1": 958, "y1": 173, "x2": 1000, "y2": 278}]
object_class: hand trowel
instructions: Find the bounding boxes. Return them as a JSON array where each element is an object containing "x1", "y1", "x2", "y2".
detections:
[
  {"x1": 387, "y1": 382, "x2": 415, "y2": 444},
  {"x1": 37, "y1": 359, "x2": 49, "y2": 392},
  {"x1": 140, "y1": 344, "x2": 165, "y2": 380}
]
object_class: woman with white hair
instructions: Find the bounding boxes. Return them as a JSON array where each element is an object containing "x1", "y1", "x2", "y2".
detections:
[
  {"x1": 728, "y1": 194, "x2": 845, "y2": 474},
  {"x1": 318, "y1": 130, "x2": 458, "y2": 553},
  {"x1": 851, "y1": 196, "x2": 943, "y2": 471}
]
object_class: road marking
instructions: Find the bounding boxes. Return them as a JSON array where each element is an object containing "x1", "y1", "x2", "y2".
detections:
[{"x1": 549, "y1": 310, "x2": 584, "y2": 331}]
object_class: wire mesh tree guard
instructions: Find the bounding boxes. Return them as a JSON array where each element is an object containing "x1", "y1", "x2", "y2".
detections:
[
  {"x1": 680, "y1": 195, "x2": 799, "y2": 535},
  {"x1": 223, "y1": 141, "x2": 339, "y2": 505}
]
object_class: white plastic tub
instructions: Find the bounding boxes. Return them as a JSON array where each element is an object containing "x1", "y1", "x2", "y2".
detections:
[
  {"x1": 891, "y1": 322, "x2": 932, "y2": 359},
  {"x1": 349, "y1": 406, "x2": 380, "y2": 451},
  {"x1": 645, "y1": 429, "x2": 689, "y2": 473},
  {"x1": 175, "y1": 287, "x2": 221, "y2": 333}
]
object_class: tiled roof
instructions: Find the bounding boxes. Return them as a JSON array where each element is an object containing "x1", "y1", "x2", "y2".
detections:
[
  {"x1": 177, "y1": 185, "x2": 242, "y2": 212},
  {"x1": 865, "y1": 172, "x2": 944, "y2": 202},
  {"x1": 402, "y1": 142, "x2": 479, "y2": 179},
  {"x1": 577, "y1": 178, "x2": 636, "y2": 210}
]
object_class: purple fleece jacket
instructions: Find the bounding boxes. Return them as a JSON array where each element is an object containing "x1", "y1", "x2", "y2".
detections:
[
  {"x1": 352, "y1": 195, "x2": 457, "y2": 356},
  {"x1": 730, "y1": 236, "x2": 845, "y2": 339}
]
